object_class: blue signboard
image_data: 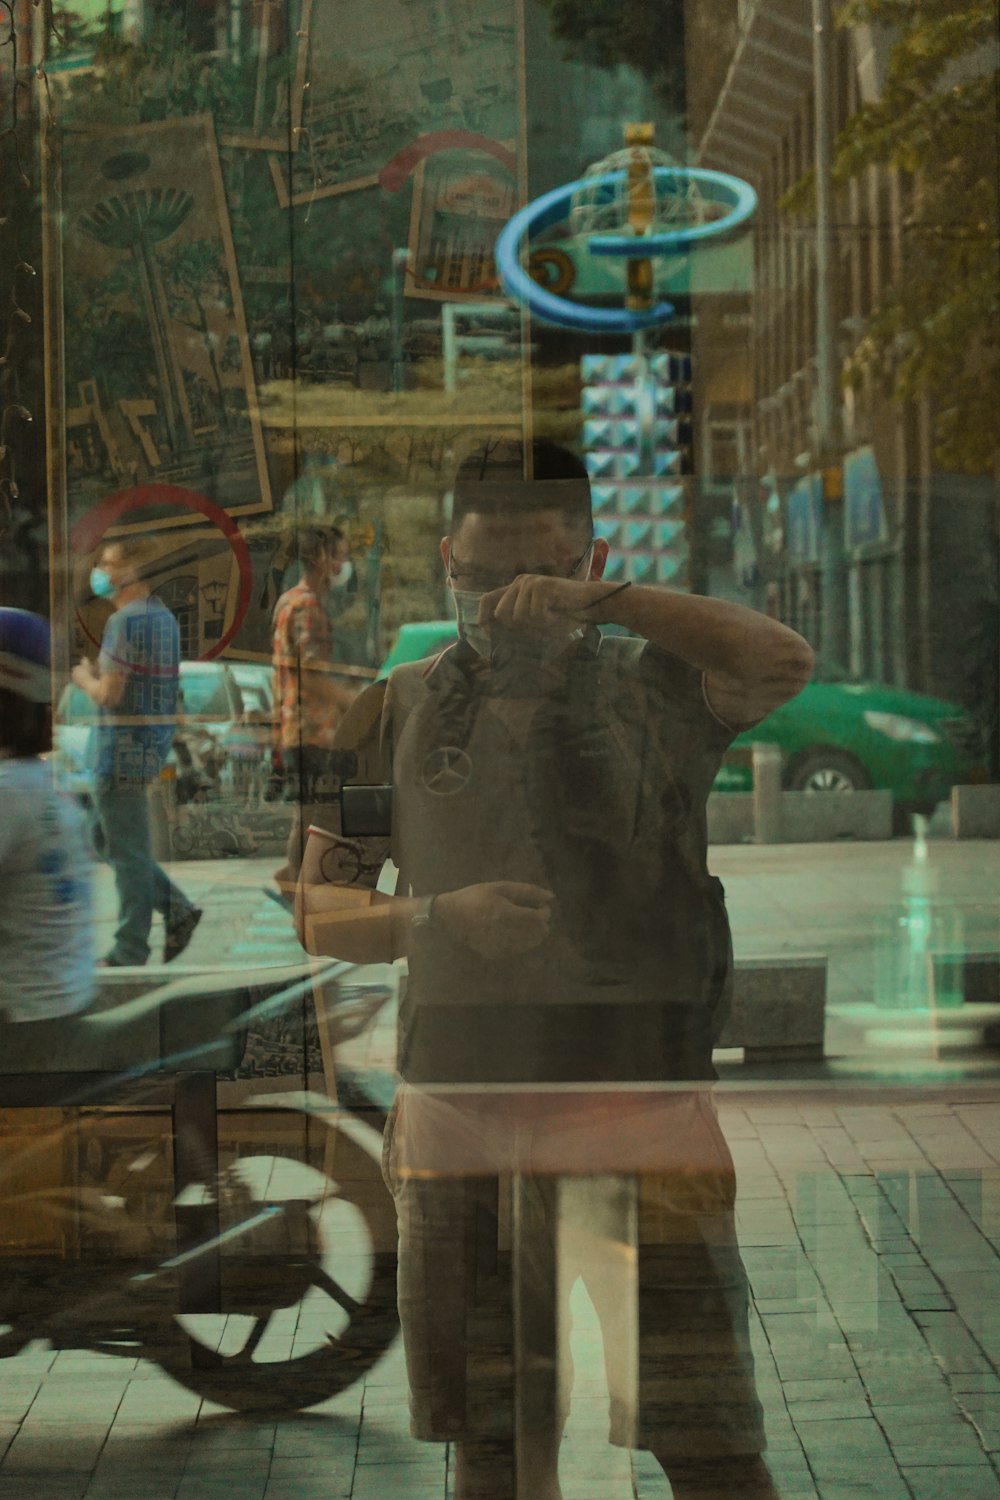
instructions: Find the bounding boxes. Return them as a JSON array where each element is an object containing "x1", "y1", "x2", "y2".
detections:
[
  {"x1": 844, "y1": 446, "x2": 887, "y2": 549},
  {"x1": 786, "y1": 475, "x2": 823, "y2": 562}
]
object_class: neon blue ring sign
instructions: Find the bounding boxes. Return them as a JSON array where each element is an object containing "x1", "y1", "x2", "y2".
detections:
[{"x1": 495, "y1": 167, "x2": 757, "y2": 333}]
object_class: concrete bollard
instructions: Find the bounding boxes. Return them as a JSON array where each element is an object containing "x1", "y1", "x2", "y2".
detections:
[{"x1": 752, "y1": 741, "x2": 783, "y2": 844}]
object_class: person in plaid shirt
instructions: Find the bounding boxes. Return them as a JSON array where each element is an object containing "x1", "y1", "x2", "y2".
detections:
[{"x1": 272, "y1": 524, "x2": 355, "y2": 823}]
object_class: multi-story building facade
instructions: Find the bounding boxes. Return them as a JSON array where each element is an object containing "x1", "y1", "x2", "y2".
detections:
[{"x1": 687, "y1": 0, "x2": 998, "y2": 763}]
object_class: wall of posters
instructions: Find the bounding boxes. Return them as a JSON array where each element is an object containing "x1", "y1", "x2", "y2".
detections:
[
  {"x1": 60, "y1": 115, "x2": 272, "y2": 533},
  {"x1": 269, "y1": 0, "x2": 518, "y2": 207}
]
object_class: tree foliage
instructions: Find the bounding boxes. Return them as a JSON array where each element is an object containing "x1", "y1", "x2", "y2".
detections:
[
  {"x1": 536, "y1": 0, "x2": 686, "y2": 105},
  {"x1": 829, "y1": 0, "x2": 999, "y2": 473},
  {"x1": 534, "y1": 0, "x2": 737, "y2": 131}
]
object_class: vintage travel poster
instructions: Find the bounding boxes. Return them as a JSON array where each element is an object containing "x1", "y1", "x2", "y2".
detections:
[
  {"x1": 59, "y1": 115, "x2": 272, "y2": 533},
  {"x1": 404, "y1": 145, "x2": 517, "y2": 301},
  {"x1": 268, "y1": 0, "x2": 519, "y2": 207}
]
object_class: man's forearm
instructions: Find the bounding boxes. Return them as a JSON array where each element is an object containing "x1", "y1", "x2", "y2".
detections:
[
  {"x1": 599, "y1": 585, "x2": 814, "y2": 691},
  {"x1": 294, "y1": 882, "x2": 418, "y2": 964}
]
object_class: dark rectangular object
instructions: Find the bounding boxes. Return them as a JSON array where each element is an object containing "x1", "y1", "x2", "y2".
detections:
[
  {"x1": 963, "y1": 955, "x2": 1000, "y2": 1006},
  {"x1": 341, "y1": 783, "x2": 393, "y2": 838}
]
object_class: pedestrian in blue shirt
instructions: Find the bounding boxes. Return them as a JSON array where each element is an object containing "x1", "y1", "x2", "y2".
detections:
[{"x1": 73, "y1": 537, "x2": 201, "y2": 967}]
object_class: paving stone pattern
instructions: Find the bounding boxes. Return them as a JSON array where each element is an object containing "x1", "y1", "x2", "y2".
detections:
[{"x1": 3, "y1": 1099, "x2": 1000, "y2": 1496}]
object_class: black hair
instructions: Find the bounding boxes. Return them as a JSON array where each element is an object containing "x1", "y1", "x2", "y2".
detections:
[
  {"x1": 451, "y1": 438, "x2": 592, "y2": 539},
  {"x1": 0, "y1": 687, "x2": 51, "y2": 757},
  {"x1": 293, "y1": 523, "x2": 346, "y2": 571},
  {"x1": 101, "y1": 533, "x2": 161, "y2": 583}
]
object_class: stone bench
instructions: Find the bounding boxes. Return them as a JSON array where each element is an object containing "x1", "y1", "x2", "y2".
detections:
[
  {"x1": 708, "y1": 791, "x2": 893, "y2": 843},
  {"x1": 933, "y1": 951, "x2": 1000, "y2": 1007},
  {"x1": 716, "y1": 955, "x2": 828, "y2": 1062}
]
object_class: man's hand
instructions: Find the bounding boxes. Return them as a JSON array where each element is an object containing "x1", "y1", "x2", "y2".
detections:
[
  {"x1": 478, "y1": 575, "x2": 618, "y2": 635},
  {"x1": 71, "y1": 658, "x2": 97, "y2": 694},
  {"x1": 433, "y1": 881, "x2": 554, "y2": 959}
]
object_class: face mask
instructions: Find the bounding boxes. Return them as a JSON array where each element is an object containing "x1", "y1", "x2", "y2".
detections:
[
  {"x1": 451, "y1": 588, "x2": 492, "y2": 658},
  {"x1": 329, "y1": 559, "x2": 353, "y2": 589},
  {"x1": 451, "y1": 587, "x2": 584, "y2": 666},
  {"x1": 90, "y1": 567, "x2": 116, "y2": 600}
]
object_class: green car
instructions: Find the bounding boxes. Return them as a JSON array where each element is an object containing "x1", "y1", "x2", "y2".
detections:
[{"x1": 378, "y1": 623, "x2": 986, "y2": 814}]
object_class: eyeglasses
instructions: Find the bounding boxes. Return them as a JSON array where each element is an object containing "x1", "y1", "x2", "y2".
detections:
[{"x1": 447, "y1": 540, "x2": 594, "y2": 595}]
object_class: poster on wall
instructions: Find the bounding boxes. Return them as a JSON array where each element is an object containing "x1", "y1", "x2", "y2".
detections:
[
  {"x1": 404, "y1": 146, "x2": 517, "y2": 301},
  {"x1": 59, "y1": 114, "x2": 273, "y2": 535},
  {"x1": 217, "y1": 0, "x2": 313, "y2": 152},
  {"x1": 268, "y1": 0, "x2": 519, "y2": 208}
]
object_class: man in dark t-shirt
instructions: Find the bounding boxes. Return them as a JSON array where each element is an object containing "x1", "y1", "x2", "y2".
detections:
[{"x1": 295, "y1": 440, "x2": 814, "y2": 1500}]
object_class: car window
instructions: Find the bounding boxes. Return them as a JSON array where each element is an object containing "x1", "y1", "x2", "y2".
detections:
[
  {"x1": 238, "y1": 684, "x2": 270, "y2": 715},
  {"x1": 232, "y1": 668, "x2": 272, "y2": 710},
  {"x1": 179, "y1": 668, "x2": 233, "y2": 719}
]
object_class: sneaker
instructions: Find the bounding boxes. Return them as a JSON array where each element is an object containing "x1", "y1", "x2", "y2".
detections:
[
  {"x1": 98, "y1": 955, "x2": 133, "y2": 968},
  {"x1": 164, "y1": 906, "x2": 203, "y2": 964}
]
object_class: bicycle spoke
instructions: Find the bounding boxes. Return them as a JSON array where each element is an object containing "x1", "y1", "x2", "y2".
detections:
[
  {"x1": 237, "y1": 1313, "x2": 272, "y2": 1362},
  {"x1": 312, "y1": 1267, "x2": 361, "y2": 1317}
]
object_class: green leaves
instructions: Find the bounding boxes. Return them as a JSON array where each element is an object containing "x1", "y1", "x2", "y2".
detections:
[{"x1": 821, "y1": 0, "x2": 1000, "y2": 472}]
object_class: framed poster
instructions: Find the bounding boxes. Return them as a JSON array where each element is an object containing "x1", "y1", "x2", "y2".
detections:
[
  {"x1": 404, "y1": 145, "x2": 517, "y2": 301},
  {"x1": 268, "y1": 0, "x2": 519, "y2": 208},
  {"x1": 217, "y1": 0, "x2": 314, "y2": 152},
  {"x1": 59, "y1": 115, "x2": 272, "y2": 533}
]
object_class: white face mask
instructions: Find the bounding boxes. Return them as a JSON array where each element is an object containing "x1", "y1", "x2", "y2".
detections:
[
  {"x1": 450, "y1": 587, "x2": 584, "y2": 665},
  {"x1": 451, "y1": 589, "x2": 492, "y2": 657},
  {"x1": 329, "y1": 558, "x2": 353, "y2": 589}
]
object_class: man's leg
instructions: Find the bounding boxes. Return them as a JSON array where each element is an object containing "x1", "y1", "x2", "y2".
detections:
[
  {"x1": 577, "y1": 1098, "x2": 775, "y2": 1496},
  {"x1": 635, "y1": 1106, "x2": 775, "y2": 1497},
  {"x1": 94, "y1": 783, "x2": 155, "y2": 965},
  {"x1": 152, "y1": 857, "x2": 201, "y2": 962},
  {"x1": 455, "y1": 1176, "x2": 566, "y2": 1500},
  {"x1": 151, "y1": 861, "x2": 195, "y2": 927},
  {"x1": 653, "y1": 1453, "x2": 779, "y2": 1499},
  {"x1": 283, "y1": 744, "x2": 331, "y2": 877}
]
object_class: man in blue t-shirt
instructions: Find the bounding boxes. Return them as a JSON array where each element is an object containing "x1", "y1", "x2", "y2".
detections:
[{"x1": 73, "y1": 537, "x2": 201, "y2": 966}]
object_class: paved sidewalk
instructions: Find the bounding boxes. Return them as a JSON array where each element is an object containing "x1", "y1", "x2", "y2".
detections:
[
  {"x1": 2, "y1": 838, "x2": 998, "y2": 1497},
  {"x1": 5, "y1": 1094, "x2": 1000, "y2": 1497}
]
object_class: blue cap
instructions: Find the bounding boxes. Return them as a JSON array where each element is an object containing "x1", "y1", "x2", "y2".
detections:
[{"x1": 0, "y1": 608, "x2": 52, "y2": 702}]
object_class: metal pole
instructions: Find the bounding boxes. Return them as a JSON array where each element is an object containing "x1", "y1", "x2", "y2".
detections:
[
  {"x1": 391, "y1": 248, "x2": 408, "y2": 394},
  {"x1": 812, "y1": 0, "x2": 847, "y2": 666},
  {"x1": 34, "y1": 4, "x2": 71, "y2": 694},
  {"x1": 812, "y1": 0, "x2": 838, "y2": 458},
  {"x1": 752, "y1": 741, "x2": 784, "y2": 844}
]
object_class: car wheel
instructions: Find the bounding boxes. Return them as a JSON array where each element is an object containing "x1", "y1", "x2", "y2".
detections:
[{"x1": 786, "y1": 749, "x2": 872, "y2": 795}]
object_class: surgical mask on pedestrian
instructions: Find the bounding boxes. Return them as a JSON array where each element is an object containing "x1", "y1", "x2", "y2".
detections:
[
  {"x1": 329, "y1": 559, "x2": 353, "y2": 589},
  {"x1": 89, "y1": 567, "x2": 115, "y2": 600}
]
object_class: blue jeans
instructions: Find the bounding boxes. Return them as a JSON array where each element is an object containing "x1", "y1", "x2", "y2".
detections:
[{"x1": 93, "y1": 780, "x2": 194, "y2": 965}]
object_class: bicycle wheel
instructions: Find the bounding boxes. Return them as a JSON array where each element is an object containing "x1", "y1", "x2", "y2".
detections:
[
  {"x1": 208, "y1": 824, "x2": 241, "y2": 858},
  {"x1": 150, "y1": 1117, "x2": 399, "y2": 1413},
  {"x1": 171, "y1": 824, "x2": 197, "y2": 858}
]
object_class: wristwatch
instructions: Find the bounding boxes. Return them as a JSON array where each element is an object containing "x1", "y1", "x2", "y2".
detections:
[{"x1": 410, "y1": 895, "x2": 436, "y2": 933}]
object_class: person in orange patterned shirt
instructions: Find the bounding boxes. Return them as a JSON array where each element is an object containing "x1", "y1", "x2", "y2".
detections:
[{"x1": 271, "y1": 524, "x2": 355, "y2": 815}]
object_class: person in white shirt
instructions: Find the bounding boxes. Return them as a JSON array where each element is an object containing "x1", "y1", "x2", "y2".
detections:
[{"x1": 0, "y1": 608, "x2": 95, "y2": 1022}]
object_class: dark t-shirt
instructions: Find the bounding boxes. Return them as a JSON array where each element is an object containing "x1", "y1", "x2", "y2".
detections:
[{"x1": 324, "y1": 631, "x2": 744, "y2": 1085}]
